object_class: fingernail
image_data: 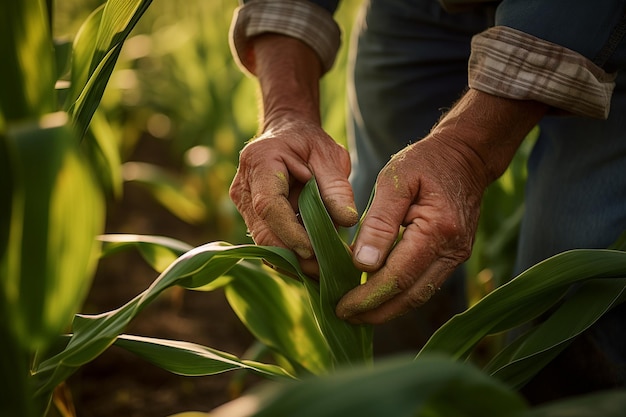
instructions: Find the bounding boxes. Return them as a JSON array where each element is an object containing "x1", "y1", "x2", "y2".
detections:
[
  {"x1": 294, "y1": 246, "x2": 313, "y2": 260},
  {"x1": 355, "y1": 245, "x2": 380, "y2": 266}
]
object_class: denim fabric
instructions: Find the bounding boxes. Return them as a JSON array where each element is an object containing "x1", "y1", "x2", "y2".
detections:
[
  {"x1": 496, "y1": 0, "x2": 626, "y2": 72},
  {"x1": 347, "y1": 0, "x2": 626, "y2": 400}
]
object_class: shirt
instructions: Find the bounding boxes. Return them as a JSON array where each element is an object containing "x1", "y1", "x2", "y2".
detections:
[{"x1": 230, "y1": 0, "x2": 616, "y2": 119}]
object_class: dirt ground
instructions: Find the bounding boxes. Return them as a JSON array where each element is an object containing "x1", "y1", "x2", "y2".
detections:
[{"x1": 66, "y1": 136, "x2": 258, "y2": 416}]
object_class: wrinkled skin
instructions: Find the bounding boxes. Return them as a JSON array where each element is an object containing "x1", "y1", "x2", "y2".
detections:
[
  {"x1": 229, "y1": 119, "x2": 359, "y2": 277},
  {"x1": 335, "y1": 134, "x2": 487, "y2": 324},
  {"x1": 230, "y1": 34, "x2": 548, "y2": 325}
]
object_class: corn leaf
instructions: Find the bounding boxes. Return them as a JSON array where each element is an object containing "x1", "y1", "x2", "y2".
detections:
[
  {"x1": 0, "y1": 323, "x2": 35, "y2": 417},
  {"x1": 65, "y1": 0, "x2": 153, "y2": 137},
  {"x1": 82, "y1": 111, "x2": 124, "y2": 198},
  {"x1": 33, "y1": 179, "x2": 373, "y2": 398},
  {"x1": 298, "y1": 179, "x2": 373, "y2": 366},
  {"x1": 99, "y1": 233, "x2": 193, "y2": 273},
  {"x1": 226, "y1": 262, "x2": 331, "y2": 375},
  {"x1": 113, "y1": 334, "x2": 294, "y2": 379},
  {"x1": 1, "y1": 113, "x2": 105, "y2": 352},
  {"x1": 485, "y1": 277, "x2": 626, "y2": 388},
  {"x1": 99, "y1": 233, "x2": 331, "y2": 374},
  {"x1": 0, "y1": 0, "x2": 55, "y2": 121},
  {"x1": 31, "y1": 242, "x2": 308, "y2": 398},
  {"x1": 0, "y1": 132, "x2": 12, "y2": 261},
  {"x1": 419, "y1": 249, "x2": 626, "y2": 361},
  {"x1": 210, "y1": 355, "x2": 527, "y2": 417}
]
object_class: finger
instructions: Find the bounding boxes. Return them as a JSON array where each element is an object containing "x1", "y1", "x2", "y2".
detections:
[
  {"x1": 340, "y1": 259, "x2": 452, "y2": 325},
  {"x1": 352, "y1": 171, "x2": 414, "y2": 271},
  {"x1": 337, "y1": 221, "x2": 456, "y2": 324},
  {"x1": 315, "y1": 170, "x2": 359, "y2": 228},
  {"x1": 231, "y1": 181, "x2": 285, "y2": 248},
  {"x1": 249, "y1": 169, "x2": 313, "y2": 259}
]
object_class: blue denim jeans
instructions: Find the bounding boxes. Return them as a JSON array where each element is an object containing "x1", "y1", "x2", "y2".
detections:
[{"x1": 347, "y1": 0, "x2": 626, "y2": 401}]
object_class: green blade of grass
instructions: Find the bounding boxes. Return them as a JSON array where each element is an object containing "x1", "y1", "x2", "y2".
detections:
[{"x1": 298, "y1": 179, "x2": 373, "y2": 366}]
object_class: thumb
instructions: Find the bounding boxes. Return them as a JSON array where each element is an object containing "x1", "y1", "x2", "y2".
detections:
[{"x1": 352, "y1": 180, "x2": 411, "y2": 272}]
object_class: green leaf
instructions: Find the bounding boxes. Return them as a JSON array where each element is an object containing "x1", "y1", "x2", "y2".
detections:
[
  {"x1": 298, "y1": 179, "x2": 373, "y2": 366},
  {"x1": 419, "y1": 249, "x2": 626, "y2": 361},
  {"x1": 1, "y1": 112, "x2": 105, "y2": 352},
  {"x1": 82, "y1": 111, "x2": 124, "y2": 198},
  {"x1": 0, "y1": 131, "x2": 12, "y2": 261},
  {"x1": 484, "y1": 277, "x2": 626, "y2": 388},
  {"x1": 113, "y1": 334, "x2": 294, "y2": 380},
  {"x1": 31, "y1": 242, "x2": 307, "y2": 398},
  {"x1": 65, "y1": 0, "x2": 153, "y2": 137},
  {"x1": 65, "y1": 6, "x2": 103, "y2": 111},
  {"x1": 210, "y1": 355, "x2": 527, "y2": 417},
  {"x1": 0, "y1": 0, "x2": 55, "y2": 120},
  {"x1": 226, "y1": 262, "x2": 331, "y2": 375},
  {"x1": 0, "y1": 322, "x2": 36, "y2": 417},
  {"x1": 99, "y1": 233, "x2": 193, "y2": 272}
]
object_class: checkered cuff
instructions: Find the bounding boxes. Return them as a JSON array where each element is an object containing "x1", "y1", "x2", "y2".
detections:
[
  {"x1": 230, "y1": 0, "x2": 341, "y2": 75},
  {"x1": 469, "y1": 26, "x2": 616, "y2": 119}
]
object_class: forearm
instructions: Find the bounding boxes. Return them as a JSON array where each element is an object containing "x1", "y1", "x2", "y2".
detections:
[
  {"x1": 249, "y1": 34, "x2": 324, "y2": 130},
  {"x1": 432, "y1": 88, "x2": 548, "y2": 187}
]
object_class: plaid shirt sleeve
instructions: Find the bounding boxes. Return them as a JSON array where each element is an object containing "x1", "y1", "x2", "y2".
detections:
[
  {"x1": 230, "y1": 0, "x2": 341, "y2": 75},
  {"x1": 469, "y1": 26, "x2": 617, "y2": 119}
]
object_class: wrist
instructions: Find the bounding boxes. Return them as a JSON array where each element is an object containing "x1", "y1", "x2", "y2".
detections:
[
  {"x1": 432, "y1": 88, "x2": 548, "y2": 184},
  {"x1": 251, "y1": 34, "x2": 323, "y2": 131}
]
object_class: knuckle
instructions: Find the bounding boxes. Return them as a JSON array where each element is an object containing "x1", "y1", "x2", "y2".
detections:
[
  {"x1": 363, "y1": 212, "x2": 399, "y2": 241},
  {"x1": 251, "y1": 193, "x2": 277, "y2": 220},
  {"x1": 408, "y1": 282, "x2": 438, "y2": 308},
  {"x1": 228, "y1": 177, "x2": 245, "y2": 202}
]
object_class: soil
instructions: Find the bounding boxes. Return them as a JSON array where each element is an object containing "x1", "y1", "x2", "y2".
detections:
[{"x1": 66, "y1": 135, "x2": 257, "y2": 417}]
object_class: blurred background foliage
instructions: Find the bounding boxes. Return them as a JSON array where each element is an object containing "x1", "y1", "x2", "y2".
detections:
[{"x1": 53, "y1": 0, "x2": 358, "y2": 246}]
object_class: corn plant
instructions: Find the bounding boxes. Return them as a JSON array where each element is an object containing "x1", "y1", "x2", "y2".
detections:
[
  {"x1": 4, "y1": 1, "x2": 626, "y2": 416},
  {"x1": 29, "y1": 178, "x2": 626, "y2": 416},
  {"x1": 1, "y1": 0, "x2": 152, "y2": 415}
]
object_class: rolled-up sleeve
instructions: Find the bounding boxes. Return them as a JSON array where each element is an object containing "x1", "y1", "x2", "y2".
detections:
[
  {"x1": 469, "y1": 26, "x2": 616, "y2": 119},
  {"x1": 230, "y1": 0, "x2": 342, "y2": 75},
  {"x1": 469, "y1": 0, "x2": 626, "y2": 119}
]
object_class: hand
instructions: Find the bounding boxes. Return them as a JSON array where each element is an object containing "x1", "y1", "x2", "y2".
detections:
[
  {"x1": 335, "y1": 89, "x2": 547, "y2": 324},
  {"x1": 229, "y1": 119, "x2": 358, "y2": 276},
  {"x1": 229, "y1": 34, "x2": 359, "y2": 276},
  {"x1": 336, "y1": 134, "x2": 487, "y2": 324}
]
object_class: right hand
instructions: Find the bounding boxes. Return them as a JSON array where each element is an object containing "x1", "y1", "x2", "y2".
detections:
[{"x1": 229, "y1": 118, "x2": 359, "y2": 276}]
